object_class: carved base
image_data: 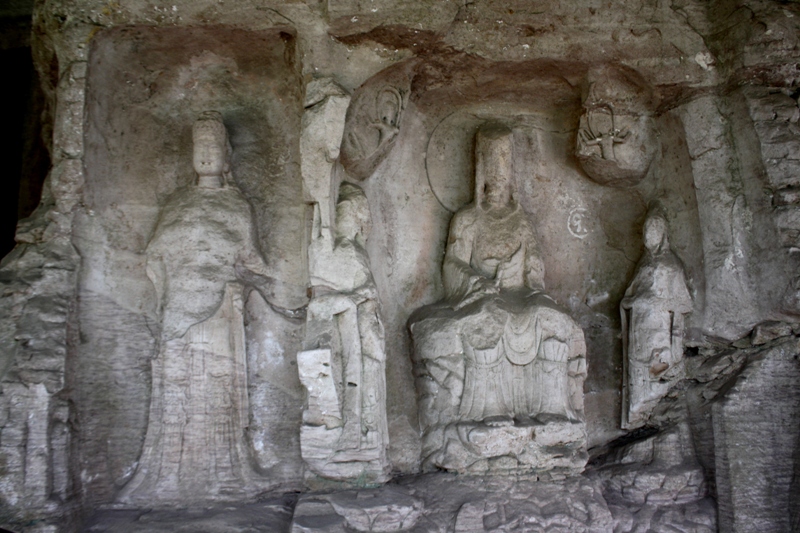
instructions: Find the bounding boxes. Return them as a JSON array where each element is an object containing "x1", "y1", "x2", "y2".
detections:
[
  {"x1": 298, "y1": 348, "x2": 390, "y2": 484},
  {"x1": 425, "y1": 419, "x2": 588, "y2": 476},
  {"x1": 301, "y1": 424, "x2": 389, "y2": 483},
  {"x1": 410, "y1": 292, "x2": 588, "y2": 477}
]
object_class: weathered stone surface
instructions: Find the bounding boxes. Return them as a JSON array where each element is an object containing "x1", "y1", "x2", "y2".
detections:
[
  {"x1": 410, "y1": 124, "x2": 588, "y2": 476},
  {"x1": 292, "y1": 474, "x2": 613, "y2": 533},
  {"x1": 713, "y1": 337, "x2": 800, "y2": 533},
  {"x1": 300, "y1": 183, "x2": 390, "y2": 484},
  {"x1": 117, "y1": 112, "x2": 283, "y2": 506},
  {"x1": 621, "y1": 210, "x2": 693, "y2": 429},
  {"x1": 2, "y1": 0, "x2": 800, "y2": 530},
  {"x1": 591, "y1": 422, "x2": 716, "y2": 533},
  {"x1": 751, "y1": 320, "x2": 795, "y2": 345},
  {"x1": 84, "y1": 496, "x2": 297, "y2": 533},
  {"x1": 291, "y1": 487, "x2": 424, "y2": 533},
  {"x1": 576, "y1": 65, "x2": 658, "y2": 188},
  {"x1": 301, "y1": 78, "x2": 350, "y2": 231}
]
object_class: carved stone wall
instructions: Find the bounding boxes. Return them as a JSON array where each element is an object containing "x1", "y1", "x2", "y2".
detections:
[{"x1": 0, "y1": 0, "x2": 798, "y2": 532}]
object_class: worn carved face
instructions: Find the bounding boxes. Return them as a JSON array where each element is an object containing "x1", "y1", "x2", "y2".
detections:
[
  {"x1": 476, "y1": 127, "x2": 514, "y2": 207},
  {"x1": 336, "y1": 199, "x2": 371, "y2": 242},
  {"x1": 193, "y1": 127, "x2": 227, "y2": 180},
  {"x1": 484, "y1": 170, "x2": 512, "y2": 207},
  {"x1": 336, "y1": 204, "x2": 360, "y2": 241},
  {"x1": 644, "y1": 217, "x2": 667, "y2": 253}
]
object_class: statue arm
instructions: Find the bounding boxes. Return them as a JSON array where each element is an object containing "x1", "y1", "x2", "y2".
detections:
[
  {"x1": 670, "y1": 268, "x2": 693, "y2": 314},
  {"x1": 145, "y1": 250, "x2": 166, "y2": 315},
  {"x1": 621, "y1": 264, "x2": 649, "y2": 309},
  {"x1": 442, "y1": 212, "x2": 480, "y2": 300},
  {"x1": 353, "y1": 270, "x2": 378, "y2": 302},
  {"x1": 523, "y1": 230, "x2": 546, "y2": 291},
  {"x1": 234, "y1": 215, "x2": 282, "y2": 304},
  {"x1": 620, "y1": 283, "x2": 635, "y2": 310}
]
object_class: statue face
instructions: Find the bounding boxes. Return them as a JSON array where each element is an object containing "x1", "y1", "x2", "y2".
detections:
[
  {"x1": 336, "y1": 199, "x2": 371, "y2": 242},
  {"x1": 644, "y1": 217, "x2": 667, "y2": 252},
  {"x1": 193, "y1": 128, "x2": 227, "y2": 179},
  {"x1": 476, "y1": 128, "x2": 514, "y2": 207},
  {"x1": 484, "y1": 169, "x2": 512, "y2": 206},
  {"x1": 336, "y1": 205, "x2": 359, "y2": 240}
]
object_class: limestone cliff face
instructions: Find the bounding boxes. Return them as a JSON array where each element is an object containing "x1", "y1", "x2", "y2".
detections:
[{"x1": 0, "y1": 0, "x2": 798, "y2": 531}]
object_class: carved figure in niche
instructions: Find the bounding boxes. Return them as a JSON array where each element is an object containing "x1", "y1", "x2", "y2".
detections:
[
  {"x1": 621, "y1": 210, "x2": 692, "y2": 429},
  {"x1": 576, "y1": 65, "x2": 658, "y2": 187},
  {"x1": 340, "y1": 83, "x2": 406, "y2": 181},
  {"x1": 300, "y1": 78, "x2": 351, "y2": 232},
  {"x1": 118, "y1": 111, "x2": 275, "y2": 504},
  {"x1": 297, "y1": 182, "x2": 389, "y2": 483},
  {"x1": 409, "y1": 124, "x2": 588, "y2": 475}
]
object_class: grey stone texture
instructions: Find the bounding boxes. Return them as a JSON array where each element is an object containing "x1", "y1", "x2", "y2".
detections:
[
  {"x1": 0, "y1": 0, "x2": 799, "y2": 531},
  {"x1": 410, "y1": 124, "x2": 589, "y2": 476},
  {"x1": 712, "y1": 337, "x2": 800, "y2": 532}
]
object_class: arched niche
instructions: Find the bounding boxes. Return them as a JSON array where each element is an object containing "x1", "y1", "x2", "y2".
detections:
[
  {"x1": 72, "y1": 25, "x2": 306, "y2": 501},
  {"x1": 343, "y1": 56, "x2": 703, "y2": 456}
]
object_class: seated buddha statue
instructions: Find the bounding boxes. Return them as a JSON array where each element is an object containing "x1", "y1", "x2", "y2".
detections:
[{"x1": 409, "y1": 123, "x2": 588, "y2": 475}]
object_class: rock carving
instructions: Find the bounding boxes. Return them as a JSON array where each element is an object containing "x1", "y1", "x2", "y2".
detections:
[
  {"x1": 621, "y1": 211, "x2": 693, "y2": 429},
  {"x1": 576, "y1": 65, "x2": 658, "y2": 187},
  {"x1": 327, "y1": 488, "x2": 423, "y2": 532},
  {"x1": 117, "y1": 111, "x2": 273, "y2": 504},
  {"x1": 290, "y1": 486, "x2": 423, "y2": 533},
  {"x1": 409, "y1": 124, "x2": 588, "y2": 475},
  {"x1": 340, "y1": 83, "x2": 407, "y2": 181},
  {"x1": 298, "y1": 182, "x2": 390, "y2": 483},
  {"x1": 301, "y1": 78, "x2": 351, "y2": 232}
]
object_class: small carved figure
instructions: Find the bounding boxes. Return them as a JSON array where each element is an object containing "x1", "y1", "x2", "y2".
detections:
[
  {"x1": 621, "y1": 211, "x2": 692, "y2": 429},
  {"x1": 118, "y1": 111, "x2": 274, "y2": 504},
  {"x1": 410, "y1": 124, "x2": 587, "y2": 475},
  {"x1": 340, "y1": 83, "x2": 406, "y2": 180},
  {"x1": 576, "y1": 65, "x2": 658, "y2": 187},
  {"x1": 298, "y1": 182, "x2": 390, "y2": 482},
  {"x1": 300, "y1": 78, "x2": 350, "y2": 232},
  {"x1": 578, "y1": 105, "x2": 630, "y2": 162}
]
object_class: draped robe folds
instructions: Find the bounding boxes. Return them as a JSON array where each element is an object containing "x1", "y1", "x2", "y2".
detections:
[
  {"x1": 119, "y1": 186, "x2": 272, "y2": 504},
  {"x1": 303, "y1": 231, "x2": 389, "y2": 477},
  {"x1": 439, "y1": 202, "x2": 583, "y2": 422},
  {"x1": 622, "y1": 248, "x2": 692, "y2": 424}
]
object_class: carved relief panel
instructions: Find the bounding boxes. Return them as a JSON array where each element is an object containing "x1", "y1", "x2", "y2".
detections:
[{"x1": 576, "y1": 65, "x2": 659, "y2": 188}]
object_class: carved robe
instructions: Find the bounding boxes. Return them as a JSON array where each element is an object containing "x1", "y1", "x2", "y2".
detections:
[
  {"x1": 300, "y1": 202, "x2": 390, "y2": 482},
  {"x1": 622, "y1": 247, "x2": 692, "y2": 427},
  {"x1": 442, "y1": 203, "x2": 579, "y2": 421},
  {"x1": 119, "y1": 186, "x2": 269, "y2": 504}
]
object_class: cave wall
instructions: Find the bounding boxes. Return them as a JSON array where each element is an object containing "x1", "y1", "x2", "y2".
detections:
[{"x1": 0, "y1": 0, "x2": 798, "y2": 531}]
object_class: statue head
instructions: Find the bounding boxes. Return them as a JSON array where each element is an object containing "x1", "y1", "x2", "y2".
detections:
[
  {"x1": 192, "y1": 111, "x2": 231, "y2": 188},
  {"x1": 335, "y1": 182, "x2": 372, "y2": 245},
  {"x1": 475, "y1": 123, "x2": 514, "y2": 208},
  {"x1": 643, "y1": 212, "x2": 668, "y2": 254}
]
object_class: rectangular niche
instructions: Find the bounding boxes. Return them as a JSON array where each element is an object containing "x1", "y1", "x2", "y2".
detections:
[{"x1": 73, "y1": 25, "x2": 305, "y2": 504}]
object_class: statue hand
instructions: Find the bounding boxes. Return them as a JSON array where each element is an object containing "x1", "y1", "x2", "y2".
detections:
[
  {"x1": 466, "y1": 276, "x2": 499, "y2": 301},
  {"x1": 496, "y1": 245, "x2": 524, "y2": 284}
]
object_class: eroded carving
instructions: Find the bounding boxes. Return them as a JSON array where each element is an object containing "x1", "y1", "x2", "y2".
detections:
[
  {"x1": 340, "y1": 80, "x2": 407, "y2": 180},
  {"x1": 290, "y1": 486, "x2": 423, "y2": 533},
  {"x1": 298, "y1": 182, "x2": 390, "y2": 483},
  {"x1": 301, "y1": 78, "x2": 351, "y2": 231},
  {"x1": 621, "y1": 211, "x2": 693, "y2": 429},
  {"x1": 118, "y1": 112, "x2": 272, "y2": 504},
  {"x1": 410, "y1": 124, "x2": 587, "y2": 475},
  {"x1": 576, "y1": 65, "x2": 658, "y2": 187}
]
